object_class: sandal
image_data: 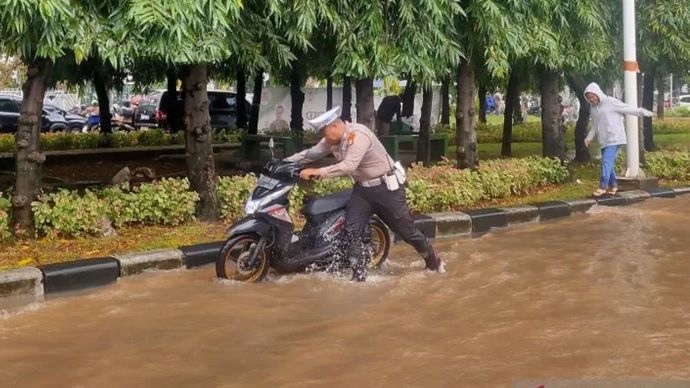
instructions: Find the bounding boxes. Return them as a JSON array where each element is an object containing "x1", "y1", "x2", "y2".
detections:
[
  {"x1": 592, "y1": 188, "x2": 607, "y2": 197},
  {"x1": 608, "y1": 187, "x2": 618, "y2": 195}
]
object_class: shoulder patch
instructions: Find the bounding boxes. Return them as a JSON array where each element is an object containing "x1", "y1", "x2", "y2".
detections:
[{"x1": 347, "y1": 132, "x2": 356, "y2": 145}]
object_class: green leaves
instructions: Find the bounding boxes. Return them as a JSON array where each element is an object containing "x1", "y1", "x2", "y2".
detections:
[
  {"x1": 0, "y1": 193, "x2": 10, "y2": 241},
  {"x1": 31, "y1": 178, "x2": 200, "y2": 237}
]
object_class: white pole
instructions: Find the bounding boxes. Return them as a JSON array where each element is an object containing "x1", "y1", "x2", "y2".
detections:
[
  {"x1": 669, "y1": 74, "x2": 673, "y2": 107},
  {"x1": 623, "y1": 0, "x2": 640, "y2": 177}
]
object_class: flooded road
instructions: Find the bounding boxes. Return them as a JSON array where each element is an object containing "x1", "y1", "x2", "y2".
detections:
[{"x1": 2, "y1": 197, "x2": 690, "y2": 387}]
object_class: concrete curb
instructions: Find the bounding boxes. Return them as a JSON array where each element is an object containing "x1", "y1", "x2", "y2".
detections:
[
  {"x1": 1, "y1": 185, "x2": 689, "y2": 304},
  {"x1": 0, "y1": 267, "x2": 44, "y2": 301},
  {"x1": 501, "y1": 205, "x2": 539, "y2": 225},
  {"x1": 39, "y1": 258, "x2": 120, "y2": 294},
  {"x1": 114, "y1": 249, "x2": 184, "y2": 277}
]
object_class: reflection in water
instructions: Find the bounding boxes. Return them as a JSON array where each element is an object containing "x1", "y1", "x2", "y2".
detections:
[{"x1": 2, "y1": 197, "x2": 690, "y2": 387}]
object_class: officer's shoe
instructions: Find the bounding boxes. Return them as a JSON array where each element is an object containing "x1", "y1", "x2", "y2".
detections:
[
  {"x1": 424, "y1": 253, "x2": 447, "y2": 274},
  {"x1": 351, "y1": 266, "x2": 367, "y2": 282}
]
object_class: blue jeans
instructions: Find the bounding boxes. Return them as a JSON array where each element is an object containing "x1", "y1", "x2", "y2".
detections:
[{"x1": 600, "y1": 145, "x2": 619, "y2": 189}]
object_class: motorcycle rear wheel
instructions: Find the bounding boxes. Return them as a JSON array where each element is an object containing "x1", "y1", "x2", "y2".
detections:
[
  {"x1": 368, "y1": 219, "x2": 391, "y2": 268},
  {"x1": 216, "y1": 234, "x2": 269, "y2": 282}
]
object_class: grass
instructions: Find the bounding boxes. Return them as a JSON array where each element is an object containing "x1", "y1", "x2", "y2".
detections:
[{"x1": 0, "y1": 223, "x2": 227, "y2": 270}]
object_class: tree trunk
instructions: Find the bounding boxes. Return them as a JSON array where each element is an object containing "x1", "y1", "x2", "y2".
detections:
[
  {"x1": 326, "y1": 75, "x2": 333, "y2": 110},
  {"x1": 401, "y1": 77, "x2": 416, "y2": 117},
  {"x1": 248, "y1": 69, "x2": 263, "y2": 134},
  {"x1": 567, "y1": 74, "x2": 591, "y2": 163},
  {"x1": 502, "y1": 71, "x2": 520, "y2": 157},
  {"x1": 417, "y1": 85, "x2": 433, "y2": 164},
  {"x1": 656, "y1": 73, "x2": 665, "y2": 118},
  {"x1": 12, "y1": 58, "x2": 52, "y2": 237},
  {"x1": 236, "y1": 66, "x2": 248, "y2": 129},
  {"x1": 642, "y1": 66, "x2": 656, "y2": 151},
  {"x1": 182, "y1": 64, "x2": 218, "y2": 220},
  {"x1": 540, "y1": 68, "x2": 566, "y2": 160},
  {"x1": 342, "y1": 76, "x2": 352, "y2": 121},
  {"x1": 93, "y1": 69, "x2": 112, "y2": 134},
  {"x1": 355, "y1": 77, "x2": 375, "y2": 131},
  {"x1": 478, "y1": 84, "x2": 487, "y2": 124},
  {"x1": 441, "y1": 76, "x2": 450, "y2": 125},
  {"x1": 166, "y1": 68, "x2": 181, "y2": 132},
  {"x1": 456, "y1": 59, "x2": 478, "y2": 170},
  {"x1": 289, "y1": 67, "x2": 305, "y2": 148},
  {"x1": 513, "y1": 88, "x2": 522, "y2": 124}
]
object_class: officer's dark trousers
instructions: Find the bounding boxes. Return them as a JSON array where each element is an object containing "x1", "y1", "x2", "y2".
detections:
[{"x1": 344, "y1": 183, "x2": 434, "y2": 280}]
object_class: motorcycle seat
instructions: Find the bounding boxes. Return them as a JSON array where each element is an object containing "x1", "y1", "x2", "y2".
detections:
[{"x1": 303, "y1": 189, "x2": 352, "y2": 216}]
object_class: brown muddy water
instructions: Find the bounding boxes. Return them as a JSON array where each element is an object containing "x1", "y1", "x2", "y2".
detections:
[{"x1": 1, "y1": 197, "x2": 690, "y2": 388}]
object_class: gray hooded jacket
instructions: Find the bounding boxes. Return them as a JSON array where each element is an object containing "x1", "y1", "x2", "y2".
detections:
[{"x1": 584, "y1": 82, "x2": 652, "y2": 148}]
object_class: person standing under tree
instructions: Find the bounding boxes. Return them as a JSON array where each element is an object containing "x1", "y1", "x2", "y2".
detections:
[
  {"x1": 375, "y1": 94, "x2": 402, "y2": 137},
  {"x1": 583, "y1": 82, "x2": 653, "y2": 197}
]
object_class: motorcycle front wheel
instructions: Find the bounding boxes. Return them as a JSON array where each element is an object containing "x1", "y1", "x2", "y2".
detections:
[
  {"x1": 216, "y1": 234, "x2": 269, "y2": 282},
  {"x1": 368, "y1": 219, "x2": 391, "y2": 268}
]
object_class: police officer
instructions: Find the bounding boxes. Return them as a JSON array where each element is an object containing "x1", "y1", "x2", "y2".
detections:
[{"x1": 286, "y1": 106, "x2": 445, "y2": 281}]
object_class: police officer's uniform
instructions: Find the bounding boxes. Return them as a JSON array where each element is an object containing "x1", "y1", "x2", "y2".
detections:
[{"x1": 287, "y1": 107, "x2": 442, "y2": 281}]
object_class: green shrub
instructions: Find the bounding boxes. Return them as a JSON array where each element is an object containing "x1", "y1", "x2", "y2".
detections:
[
  {"x1": 437, "y1": 119, "x2": 690, "y2": 146},
  {"x1": 32, "y1": 189, "x2": 107, "y2": 237},
  {"x1": 0, "y1": 193, "x2": 10, "y2": 240},
  {"x1": 213, "y1": 128, "x2": 245, "y2": 144},
  {"x1": 110, "y1": 131, "x2": 139, "y2": 147},
  {"x1": 665, "y1": 107, "x2": 690, "y2": 118},
  {"x1": 0, "y1": 134, "x2": 15, "y2": 153},
  {"x1": 215, "y1": 157, "x2": 570, "y2": 222},
  {"x1": 138, "y1": 129, "x2": 173, "y2": 146},
  {"x1": 102, "y1": 178, "x2": 199, "y2": 227},
  {"x1": 32, "y1": 178, "x2": 199, "y2": 237},
  {"x1": 646, "y1": 151, "x2": 690, "y2": 180},
  {"x1": 39, "y1": 132, "x2": 99, "y2": 150},
  {"x1": 405, "y1": 157, "x2": 570, "y2": 212},
  {"x1": 217, "y1": 174, "x2": 258, "y2": 221}
]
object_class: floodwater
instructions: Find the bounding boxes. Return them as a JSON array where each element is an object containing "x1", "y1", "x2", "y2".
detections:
[{"x1": 2, "y1": 197, "x2": 690, "y2": 388}]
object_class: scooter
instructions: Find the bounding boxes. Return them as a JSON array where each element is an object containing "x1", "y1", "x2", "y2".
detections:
[{"x1": 216, "y1": 139, "x2": 392, "y2": 282}]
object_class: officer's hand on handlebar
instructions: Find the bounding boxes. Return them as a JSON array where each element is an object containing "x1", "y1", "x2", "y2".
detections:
[{"x1": 299, "y1": 168, "x2": 320, "y2": 180}]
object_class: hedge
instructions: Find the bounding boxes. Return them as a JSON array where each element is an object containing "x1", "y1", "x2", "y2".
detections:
[
  {"x1": 646, "y1": 151, "x2": 690, "y2": 180},
  {"x1": 218, "y1": 156, "x2": 570, "y2": 219},
  {"x1": 0, "y1": 128, "x2": 244, "y2": 153},
  {"x1": 0, "y1": 194, "x2": 10, "y2": 240},
  {"x1": 438, "y1": 119, "x2": 690, "y2": 145},
  {"x1": 31, "y1": 178, "x2": 199, "y2": 237}
]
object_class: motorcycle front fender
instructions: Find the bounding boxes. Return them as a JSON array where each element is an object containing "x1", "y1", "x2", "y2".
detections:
[{"x1": 226, "y1": 216, "x2": 273, "y2": 238}]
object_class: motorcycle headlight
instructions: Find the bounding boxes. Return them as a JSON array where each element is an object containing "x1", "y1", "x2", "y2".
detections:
[{"x1": 244, "y1": 200, "x2": 259, "y2": 215}]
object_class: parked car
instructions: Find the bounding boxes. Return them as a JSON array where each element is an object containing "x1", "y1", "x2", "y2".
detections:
[
  {"x1": 679, "y1": 95, "x2": 690, "y2": 108},
  {"x1": 44, "y1": 103, "x2": 87, "y2": 131},
  {"x1": 0, "y1": 95, "x2": 70, "y2": 133},
  {"x1": 135, "y1": 90, "x2": 250, "y2": 129}
]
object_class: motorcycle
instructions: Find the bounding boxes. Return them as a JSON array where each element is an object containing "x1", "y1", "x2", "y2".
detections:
[{"x1": 216, "y1": 139, "x2": 392, "y2": 282}]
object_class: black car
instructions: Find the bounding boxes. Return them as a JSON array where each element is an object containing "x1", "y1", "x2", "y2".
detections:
[
  {"x1": 135, "y1": 90, "x2": 250, "y2": 129},
  {"x1": 0, "y1": 95, "x2": 70, "y2": 133},
  {"x1": 44, "y1": 103, "x2": 86, "y2": 131}
]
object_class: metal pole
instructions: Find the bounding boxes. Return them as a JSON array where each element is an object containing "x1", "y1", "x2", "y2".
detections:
[
  {"x1": 623, "y1": 0, "x2": 640, "y2": 177},
  {"x1": 669, "y1": 74, "x2": 673, "y2": 107}
]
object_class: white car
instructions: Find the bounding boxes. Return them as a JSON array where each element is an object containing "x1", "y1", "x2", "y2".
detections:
[{"x1": 679, "y1": 95, "x2": 690, "y2": 107}]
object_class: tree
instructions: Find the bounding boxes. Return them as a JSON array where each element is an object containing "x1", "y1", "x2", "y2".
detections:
[
  {"x1": 453, "y1": 0, "x2": 528, "y2": 169},
  {"x1": 330, "y1": 0, "x2": 461, "y2": 135},
  {"x1": 0, "y1": 0, "x2": 86, "y2": 236},
  {"x1": 637, "y1": 0, "x2": 690, "y2": 151},
  {"x1": 125, "y1": 0, "x2": 245, "y2": 220}
]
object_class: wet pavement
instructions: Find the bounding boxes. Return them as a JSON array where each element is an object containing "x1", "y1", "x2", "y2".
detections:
[{"x1": 1, "y1": 197, "x2": 690, "y2": 387}]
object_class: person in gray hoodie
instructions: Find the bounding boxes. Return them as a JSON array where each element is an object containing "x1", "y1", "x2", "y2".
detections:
[{"x1": 583, "y1": 82, "x2": 653, "y2": 196}]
